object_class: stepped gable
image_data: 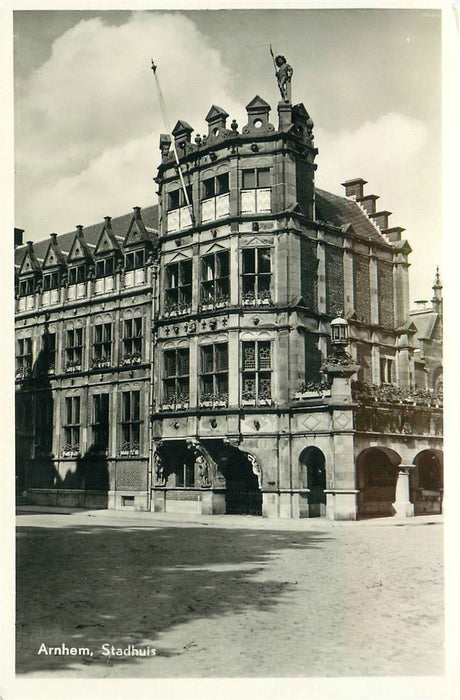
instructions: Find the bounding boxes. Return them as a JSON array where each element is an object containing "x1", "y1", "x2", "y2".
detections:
[
  {"x1": 14, "y1": 205, "x2": 159, "y2": 268},
  {"x1": 315, "y1": 188, "x2": 392, "y2": 246}
]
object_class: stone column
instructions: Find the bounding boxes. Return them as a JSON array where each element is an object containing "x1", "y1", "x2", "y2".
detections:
[{"x1": 392, "y1": 465, "x2": 414, "y2": 517}]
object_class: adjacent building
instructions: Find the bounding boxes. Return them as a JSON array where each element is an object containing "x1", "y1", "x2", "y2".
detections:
[{"x1": 15, "y1": 87, "x2": 443, "y2": 519}]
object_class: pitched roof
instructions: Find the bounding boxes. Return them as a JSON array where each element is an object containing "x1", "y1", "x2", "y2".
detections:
[
  {"x1": 409, "y1": 310, "x2": 439, "y2": 342},
  {"x1": 315, "y1": 188, "x2": 392, "y2": 246},
  {"x1": 15, "y1": 205, "x2": 159, "y2": 269}
]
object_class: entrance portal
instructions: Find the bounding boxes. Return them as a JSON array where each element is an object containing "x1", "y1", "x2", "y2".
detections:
[
  {"x1": 217, "y1": 446, "x2": 262, "y2": 516},
  {"x1": 356, "y1": 447, "x2": 401, "y2": 519},
  {"x1": 410, "y1": 449, "x2": 443, "y2": 515},
  {"x1": 299, "y1": 446, "x2": 326, "y2": 517}
]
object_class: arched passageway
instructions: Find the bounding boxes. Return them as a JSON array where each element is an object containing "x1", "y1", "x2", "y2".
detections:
[
  {"x1": 216, "y1": 445, "x2": 262, "y2": 516},
  {"x1": 299, "y1": 446, "x2": 326, "y2": 517},
  {"x1": 356, "y1": 447, "x2": 401, "y2": 519},
  {"x1": 410, "y1": 449, "x2": 443, "y2": 515}
]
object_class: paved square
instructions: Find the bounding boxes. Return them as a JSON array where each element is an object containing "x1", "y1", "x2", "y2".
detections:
[{"x1": 16, "y1": 510, "x2": 444, "y2": 677}]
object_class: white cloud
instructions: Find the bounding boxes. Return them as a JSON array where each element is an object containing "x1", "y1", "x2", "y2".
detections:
[
  {"x1": 15, "y1": 12, "x2": 244, "y2": 237},
  {"x1": 315, "y1": 112, "x2": 428, "y2": 201}
]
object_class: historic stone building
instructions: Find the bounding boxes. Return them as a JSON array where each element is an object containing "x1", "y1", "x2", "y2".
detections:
[
  {"x1": 410, "y1": 269, "x2": 443, "y2": 393},
  {"x1": 15, "y1": 74, "x2": 443, "y2": 519}
]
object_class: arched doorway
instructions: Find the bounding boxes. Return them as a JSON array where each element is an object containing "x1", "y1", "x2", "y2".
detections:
[
  {"x1": 299, "y1": 446, "x2": 326, "y2": 517},
  {"x1": 217, "y1": 445, "x2": 262, "y2": 516},
  {"x1": 410, "y1": 449, "x2": 443, "y2": 515},
  {"x1": 356, "y1": 447, "x2": 401, "y2": 519}
]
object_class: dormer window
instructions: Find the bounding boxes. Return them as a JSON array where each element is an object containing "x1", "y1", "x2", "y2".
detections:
[
  {"x1": 125, "y1": 249, "x2": 145, "y2": 270},
  {"x1": 69, "y1": 264, "x2": 87, "y2": 285},
  {"x1": 95, "y1": 257, "x2": 115, "y2": 278},
  {"x1": 42, "y1": 271, "x2": 60, "y2": 291},
  {"x1": 19, "y1": 278, "x2": 35, "y2": 297}
]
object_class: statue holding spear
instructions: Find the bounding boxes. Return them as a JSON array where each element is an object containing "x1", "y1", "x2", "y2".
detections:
[{"x1": 270, "y1": 46, "x2": 293, "y2": 103}]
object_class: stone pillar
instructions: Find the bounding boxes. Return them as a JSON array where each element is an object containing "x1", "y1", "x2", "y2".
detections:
[
  {"x1": 325, "y1": 489, "x2": 359, "y2": 521},
  {"x1": 392, "y1": 465, "x2": 414, "y2": 517}
]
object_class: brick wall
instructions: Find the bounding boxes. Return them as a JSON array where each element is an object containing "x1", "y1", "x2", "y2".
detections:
[
  {"x1": 325, "y1": 246, "x2": 344, "y2": 316},
  {"x1": 353, "y1": 256, "x2": 371, "y2": 323},
  {"x1": 300, "y1": 237, "x2": 317, "y2": 313},
  {"x1": 377, "y1": 261, "x2": 394, "y2": 327}
]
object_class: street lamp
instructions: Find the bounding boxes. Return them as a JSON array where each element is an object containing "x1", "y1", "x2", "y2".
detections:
[{"x1": 330, "y1": 312, "x2": 349, "y2": 348}]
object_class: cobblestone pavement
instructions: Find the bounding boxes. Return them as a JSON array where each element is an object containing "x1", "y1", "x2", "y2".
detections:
[{"x1": 16, "y1": 509, "x2": 444, "y2": 678}]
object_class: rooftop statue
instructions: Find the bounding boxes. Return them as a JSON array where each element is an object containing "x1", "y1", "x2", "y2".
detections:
[{"x1": 275, "y1": 54, "x2": 293, "y2": 103}]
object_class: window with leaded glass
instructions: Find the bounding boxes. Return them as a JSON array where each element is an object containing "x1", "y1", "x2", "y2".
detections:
[
  {"x1": 68, "y1": 263, "x2": 87, "y2": 284},
  {"x1": 93, "y1": 323, "x2": 112, "y2": 364},
  {"x1": 125, "y1": 249, "x2": 145, "y2": 270},
  {"x1": 163, "y1": 348, "x2": 190, "y2": 405},
  {"x1": 64, "y1": 396, "x2": 80, "y2": 453},
  {"x1": 242, "y1": 340, "x2": 272, "y2": 403},
  {"x1": 242, "y1": 248, "x2": 272, "y2": 304},
  {"x1": 92, "y1": 393, "x2": 109, "y2": 450},
  {"x1": 121, "y1": 390, "x2": 141, "y2": 455},
  {"x1": 164, "y1": 260, "x2": 192, "y2": 313},
  {"x1": 200, "y1": 343, "x2": 228, "y2": 404},
  {"x1": 65, "y1": 328, "x2": 83, "y2": 369},
  {"x1": 16, "y1": 337, "x2": 32, "y2": 376},
  {"x1": 241, "y1": 168, "x2": 271, "y2": 214},
  {"x1": 122, "y1": 318, "x2": 143, "y2": 363},
  {"x1": 201, "y1": 251, "x2": 230, "y2": 305}
]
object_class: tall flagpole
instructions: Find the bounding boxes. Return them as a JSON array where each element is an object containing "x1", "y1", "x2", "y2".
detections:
[{"x1": 150, "y1": 60, "x2": 194, "y2": 223}]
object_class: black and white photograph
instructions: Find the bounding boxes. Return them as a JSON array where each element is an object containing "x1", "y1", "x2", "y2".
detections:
[{"x1": 3, "y1": 3, "x2": 457, "y2": 697}]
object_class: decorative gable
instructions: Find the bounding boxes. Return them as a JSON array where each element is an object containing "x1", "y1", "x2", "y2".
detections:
[
  {"x1": 205, "y1": 105, "x2": 230, "y2": 141},
  {"x1": 94, "y1": 216, "x2": 122, "y2": 257},
  {"x1": 67, "y1": 225, "x2": 93, "y2": 263},
  {"x1": 42, "y1": 234, "x2": 66, "y2": 270},
  {"x1": 242, "y1": 96, "x2": 275, "y2": 135},
  {"x1": 18, "y1": 241, "x2": 41, "y2": 276},
  {"x1": 124, "y1": 207, "x2": 153, "y2": 249}
]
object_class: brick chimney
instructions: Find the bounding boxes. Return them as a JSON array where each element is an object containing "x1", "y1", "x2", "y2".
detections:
[{"x1": 14, "y1": 228, "x2": 24, "y2": 248}]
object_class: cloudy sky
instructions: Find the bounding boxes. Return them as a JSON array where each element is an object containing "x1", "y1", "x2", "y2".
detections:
[{"x1": 13, "y1": 8, "x2": 442, "y2": 302}]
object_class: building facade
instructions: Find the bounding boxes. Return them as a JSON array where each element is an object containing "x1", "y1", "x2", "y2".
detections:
[{"x1": 15, "y1": 89, "x2": 443, "y2": 519}]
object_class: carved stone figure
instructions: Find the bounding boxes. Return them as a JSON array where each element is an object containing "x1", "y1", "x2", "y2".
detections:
[
  {"x1": 154, "y1": 450, "x2": 166, "y2": 486},
  {"x1": 196, "y1": 454, "x2": 210, "y2": 488},
  {"x1": 275, "y1": 55, "x2": 293, "y2": 102}
]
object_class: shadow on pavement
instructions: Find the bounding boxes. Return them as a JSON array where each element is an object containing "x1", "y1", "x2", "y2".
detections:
[{"x1": 16, "y1": 522, "x2": 330, "y2": 675}]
